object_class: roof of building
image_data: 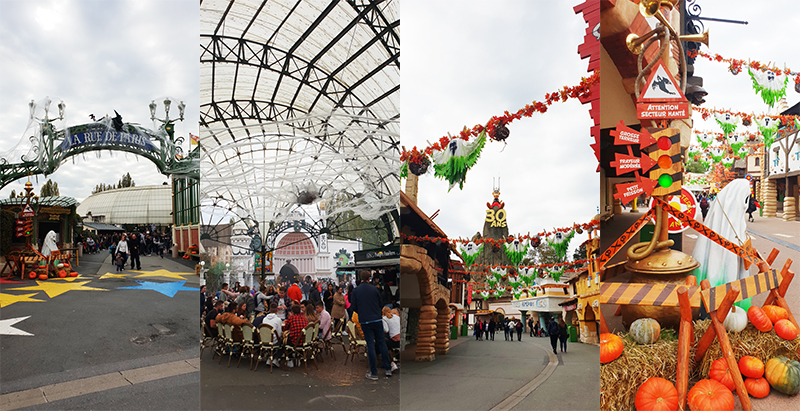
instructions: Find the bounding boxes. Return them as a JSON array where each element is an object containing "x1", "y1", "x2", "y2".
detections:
[
  {"x1": 0, "y1": 196, "x2": 77, "y2": 208},
  {"x1": 76, "y1": 185, "x2": 172, "y2": 225},
  {"x1": 82, "y1": 222, "x2": 125, "y2": 232}
]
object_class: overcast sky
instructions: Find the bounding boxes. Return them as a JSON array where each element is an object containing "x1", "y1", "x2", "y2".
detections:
[
  {"x1": 0, "y1": 0, "x2": 199, "y2": 203},
  {"x1": 403, "y1": 1, "x2": 597, "y2": 253},
  {"x1": 687, "y1": 1, "x2": 800, "y2": 135}
]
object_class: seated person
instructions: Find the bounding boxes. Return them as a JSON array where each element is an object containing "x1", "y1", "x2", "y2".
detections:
[
  {"x1": 205, "y1": 300, "x2": 224, "y2": 338},
  {"x1": 304, "y1": 301, "x2": 319, "y2": 325},
  {"x1": 215, "y1": 302, "x2": 252, "y2": 342},
  {"x1": 315, "y1": 300, "x2": 332, "y2": 341},
  {"x1": 382, "y1": 306, "x2": 401, "y2": 371},
  {"x1": 261, "y1": 303, "x2": 283, "y2": 340},
  {"x1": 284, "y1": 304, "x2": 308, "y2": 348}
]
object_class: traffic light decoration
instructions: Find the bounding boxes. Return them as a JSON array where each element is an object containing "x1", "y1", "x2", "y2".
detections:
[
  {"x1": 15, "y1": 219, "x2": 33, "y2": 237},
  {"x1": 645, "y1": 129, "x2": 683, "y2": 196}
]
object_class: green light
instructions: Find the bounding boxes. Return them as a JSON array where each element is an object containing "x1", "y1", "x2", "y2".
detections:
[{"x1": 658, "y1": 174, "x2": 673, "y2": 188}]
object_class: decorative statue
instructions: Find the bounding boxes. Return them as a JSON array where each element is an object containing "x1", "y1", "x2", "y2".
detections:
[
  {"x1": 691, "y1": 179, "x2": 752, "y2": 310},
  {"x1": 41, "y1": 230, "x2": 59, "y2": 256}
]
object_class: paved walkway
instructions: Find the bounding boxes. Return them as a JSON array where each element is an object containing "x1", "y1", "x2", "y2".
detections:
[
  {"x1": 400, "y1": 335, "x2": 598, "y2": 411},
  {"x1": 1, "y1": 251, "x2": 200, "y2": 410}
]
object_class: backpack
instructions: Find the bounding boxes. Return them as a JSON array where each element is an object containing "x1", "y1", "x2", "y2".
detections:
[
  {"x1": 548, "y1": 321, "x2": 559, "y2": 335},
  {"x1": 700, "y1": 197, "x2": 708, "y2": 208}
]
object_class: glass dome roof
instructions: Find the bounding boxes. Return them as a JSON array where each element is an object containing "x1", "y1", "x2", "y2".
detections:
[{"x1": 199, "y1": 0, "x2": 399, "y2": 228}]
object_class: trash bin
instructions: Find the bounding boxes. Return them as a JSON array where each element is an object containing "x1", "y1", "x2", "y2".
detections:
[
  {"x1": 568, "y1": 325, "x2": 578, "y2": 342},
  {"x1": 461, "y1": 323, "x2": 468, "y2": 337},
  {"x1": 451, "y1": 325, "x2": 458, "y2": 340}
]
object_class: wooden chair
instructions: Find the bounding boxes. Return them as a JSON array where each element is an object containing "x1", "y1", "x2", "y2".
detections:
[
  {"x1": 221, "y1": 324, "x2": 241, "y2": 367},
  {"x1": 201, "y1": 320, "x2": 216, "y2": 358},
  {"x1": 254, "y1": 324, "x2": 279, "y2": 373},
  {"x1": 344, "y1": 320, "x2": 367, "y2": 365},
  {"x1": 299, "y1": 323, "x2": 320, "y2": 372},
  {"x1": 238, "y1": 324, "x2": 258, "y2": 369},
  {"x1": 213, "y1": 323, "x2": 226, "y2": 360},
  {"x1": 328, "y1": 319, "x2": 347, "y2": 360}
]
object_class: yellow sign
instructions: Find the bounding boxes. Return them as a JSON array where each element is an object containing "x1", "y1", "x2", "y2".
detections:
[{"x1": 485, "y1": 209, "x2": 507, "y2": 227}]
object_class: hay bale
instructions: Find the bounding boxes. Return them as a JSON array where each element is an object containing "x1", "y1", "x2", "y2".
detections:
[
  {"x1": 601, "y1": 320, "x2": 800, "y2": 411},
  {"x1": 601, "y1": 329, "x2": 683, "y2": 411}
]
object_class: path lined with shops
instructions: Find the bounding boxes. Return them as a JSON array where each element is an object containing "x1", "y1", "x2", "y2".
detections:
[{"x1": 400, "y1": 334, "x2": 598, "y2": 411}]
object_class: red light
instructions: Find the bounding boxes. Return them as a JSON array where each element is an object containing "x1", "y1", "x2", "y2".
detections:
[{"x1": 657, "y1": 136, "x2": 671, "y2": 151}]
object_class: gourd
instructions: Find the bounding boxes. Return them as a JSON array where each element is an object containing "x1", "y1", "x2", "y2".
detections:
[
  {"x1": 744, "y1": 377, "x2": 770, "y2": 398},
  {"x1": 762, "y1": 305, "x2": 789, "y2": 324},
  {"x1": 600, "y1": 333, "x2": 623, "y2": 364},
  {"x1": 747, "y1": 306, "x2": 773, "y2": 332},
  {"x1": 629, "y1": 317, "x2": 661, "y2": 345},
  {"x1": 774, "y1": 319, "x2": 798, "y2": 341},
  {"x1": 738, "y1": 355, "x2": 764, "y2": 379},
  {"x1": 723, "y1": 306, "x2": 748, "y2": 332},
  {"x1": 687, "y1": 379, "x2": 734, "y2": 411},
  {"x1": 635, "y1": 377, "x2": 678, "y2": 411},
  {"x1": 709, "y1": 357, "x2": 736, "y2": 392},
  {"x1": 764, "y1": 356, "x2": 800, "y2": 395}
]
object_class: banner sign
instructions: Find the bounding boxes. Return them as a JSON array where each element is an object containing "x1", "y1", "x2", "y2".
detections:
[{"x1": 60, "y1": 126, "x2": 157, "y2": 152}]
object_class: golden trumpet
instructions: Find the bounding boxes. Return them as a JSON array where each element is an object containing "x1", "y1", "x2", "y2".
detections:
[{"x1": 679, "y1": 30, "x2": 710, "y2": 48}]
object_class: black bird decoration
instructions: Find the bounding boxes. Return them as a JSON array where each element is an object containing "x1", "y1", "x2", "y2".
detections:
[
  {"x1": 651, "y1": 76, "x2": 677, "y2": 95},
  {"x1": 89, "y1": 114, "x2": 96, "y2": 121},
  {"x1": 112, "y1": 110, "x2": 123, "y2": 131}
]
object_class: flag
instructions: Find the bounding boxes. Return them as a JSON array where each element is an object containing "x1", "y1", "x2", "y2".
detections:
[{"x1": 190, "y1": 133, "x2": 199, "y2": 145}]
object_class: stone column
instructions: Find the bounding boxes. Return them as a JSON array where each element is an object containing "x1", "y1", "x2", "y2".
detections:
[
  {"x1": 434, "y1": 306, "x2": 450, "y2": 355},
  {"x1": 416, "y1": 305, "x2": 437, "y2": 361},
  {"x1": 784, "y1": 197, "x2": 796, "y2": 221},
  {"x1": 761, "y1": 179, "x2": 777, "y2": 217}
]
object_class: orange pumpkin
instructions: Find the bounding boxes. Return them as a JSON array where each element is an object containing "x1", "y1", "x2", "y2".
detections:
[
  {"x1": 747, "y1": 306, "x2": 773, "y2": 332},
  {"x1": 600, "y1": 333, "x2": 623, "y2": 364},
  {"x1": 774, "y1": 319, "x2": 799, "y2": 341},
  {"x1": 635, "y1": 377, "x2": 678, "y2": 411},
  {"x1": 69, "y1": 272, "x2": 78, "y2": 277},
  {"x1": 687, "y1": 379, "x2": 734, "y2": 411},
  {"x1": 58, "y1": 270, "x2": 67, "y2": 278},
  {"x1": 744, "y1": 377, "x2": 770, "y2": 398},
  {"x1": 28, "y1": 271, "x2": 37, "y2": 279},
  {"x1": 738, "y1": 356, "x2": 764, "y2": 379},
  {"x1": 709, "y1": 358, "x2": 736, "y2": 392},
  {"x1": 762, "y1": 305, "x2": 789, "y2": 324},
  {"x1": 38, "y1": 273, "x2": 48, "y2": 280}
]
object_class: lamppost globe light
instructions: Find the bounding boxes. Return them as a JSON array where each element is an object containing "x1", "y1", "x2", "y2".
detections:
[
  {"x1": 29, "y1": 100, "x2": 35, "y2": 120},
  {"x1": 163, "y1": 98, "x2": 171, "y2": 117},
  {"x1": 149, "y1": 101, "x2": 157, "y2": 120},
  {"x1": 57, "y1": 102, "x2": 65, "y2": 119},
  {"x1": 178, "y1": 101, "x2": 185, "y2": 120}
]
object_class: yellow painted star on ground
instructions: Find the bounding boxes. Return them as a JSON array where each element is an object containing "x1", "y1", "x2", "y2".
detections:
[
  {"x1": 51, "y1": 275, "x2": 88, "y2": 282},
  {"x1": 8, "y1": 280, "x2": 107, "y2": 298},
  {"x1": 132, "y1": 269, "x2": 194, "y2": 280},
  {"x1": 0, "y1": 292, "x2": 45, "y2": 308},
  {"x1": 99, "y1": 272, "x2": 128, "y2": 280}
]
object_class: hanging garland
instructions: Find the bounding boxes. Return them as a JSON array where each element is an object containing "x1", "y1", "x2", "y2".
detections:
[
  {"x1": 688, "y1": 50, "x2": 800, "y2": 89},
  {"x1": 399, "y1": 72, "x2": 600, "y2": 185},
  {"x1": 399, "y1": 220, "x2": 599, "y2": 249},
  {"x1": 695, "y1": 107, "x2": 799, "y2": 125}
]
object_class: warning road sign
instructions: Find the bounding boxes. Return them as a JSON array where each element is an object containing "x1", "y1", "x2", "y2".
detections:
[{"x1": 637, "y1": 60, "x2": 690, "y2": 120}]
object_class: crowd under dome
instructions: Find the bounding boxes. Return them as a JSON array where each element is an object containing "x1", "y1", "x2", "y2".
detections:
[{"x1": 199, "y1": 0, "x2": 400, "y2": 232}]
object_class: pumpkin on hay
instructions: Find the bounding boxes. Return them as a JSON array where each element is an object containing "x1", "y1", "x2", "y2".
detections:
[
  {"x1": 629, "y1": 317, "x2": 661, "y2": 345},
  {"x1": 38, "y1": 273, "x2": 48, "y2": 280},
  {"x1": 744, "y1": 377, "x2": 770, "y2": 398},
  {"x1": 600, "y1": 333, "x2": 623, "y2": 364},
  {"x1": 687, "y1": 379, "x2": 734, "y2": 411},
  {"x1": 764, "y1": 356, "x2": 800, "y2": 395},
  {"x1": 723, "y1": 306, "x2": 748, "y2": 333},
  {"x1": 774, "y1": 319, "x2": 798, "y2": 341},
  {"x1": 69, "y1": 271, "x2": 78, "y2": 277},
  {"x1": 738, "y1": 355, "x2": 765, "y2": 379},
  {"x1": 748, "y1": 306, "x2": 773, "y2": 332},
  {"x1": 762, "y1": 305, "x2": 789, "y2": 324},
  {"x1": 58, "y1": 270, "x2": 67, "y2": 278},
  {"x1": 709, "y1": 357, "x2": 736, "y2": 392},
  {"x1": 635, "y1": 377, "x2": 678, "y2": 411},
  {"x1": 28, "y1": 271, "x2": 37, "y2": 279}
]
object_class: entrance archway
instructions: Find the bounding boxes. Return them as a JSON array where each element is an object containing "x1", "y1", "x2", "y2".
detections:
[{"x1": 273, "y1": 232, "x2": 317, "y2": 281}]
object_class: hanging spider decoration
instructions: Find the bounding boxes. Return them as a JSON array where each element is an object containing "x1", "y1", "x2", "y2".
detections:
[
  {"x1": 491, "y1": 122, "x2": 510, "y2": 142},
  {"x1": 408, "y1": 155, "x2": 430, "y2": 176}
]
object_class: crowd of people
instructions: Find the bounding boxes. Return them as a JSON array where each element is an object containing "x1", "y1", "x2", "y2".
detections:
[
  {"x1": 472, "y1": 316, "x2": 571, "y2": 354},
  {"x1": 202, "y1": 270, "x2": 401, "y2": 380}
]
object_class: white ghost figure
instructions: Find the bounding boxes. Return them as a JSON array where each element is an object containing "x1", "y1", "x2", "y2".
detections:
[
  {"x1": 696, "y1": 133, "x2": 713, "y2": 145},
  {"x1": 41, "y1": 230, "x2": 59, "y2": 256},
  {"x1": 692, "y1": 179, "x2": 752, "y2": 310}
]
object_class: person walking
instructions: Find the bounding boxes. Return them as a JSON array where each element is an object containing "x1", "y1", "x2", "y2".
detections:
[
  {"x1": 508, "y1": 319, "x2": 515, "y2": 341},
  {"x1": 128, "y1": 233, "x2": 142, "y2": 270},
  {"x1": 747, "y1": 195, "x2": 758, "y2": 222},
  {"x1": 503, "y1": 319, "x2": 510, "y2": 341},
  {"x1": 558, "y1": 318, "x2": 569, "y2": 353},
  {"x1": 699, "y1": 193, "x2": 709, "y2": 221},
  {"x1": 115, "y1": 235, "x2": 129, "y2": 272},
  {"x1": 488, "y1": 318, "x2": 496, "y2": 341},
  {"x1": 350, "y1": 270, "x2": 393, "y2": 380},
  {"x1": 516, "y1": 319, "x2": 523, "y2": 341},
  {"x1": 475, "y1": 320, "x2": 483, "y2": 341},
  {"x1": 533, "y1": 320, "x2": 541, "y2": 337},
  {"x1": 547, "y1": 318, "x2": 560, "y2": 355},
  {"x1": 528, "y1": 318, "x2": 534, "y2": 337}
]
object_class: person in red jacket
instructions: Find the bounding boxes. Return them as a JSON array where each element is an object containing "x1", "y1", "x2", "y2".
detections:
[{"x1": 287, "y1": 280, "x2": 303, "y2": 303}]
